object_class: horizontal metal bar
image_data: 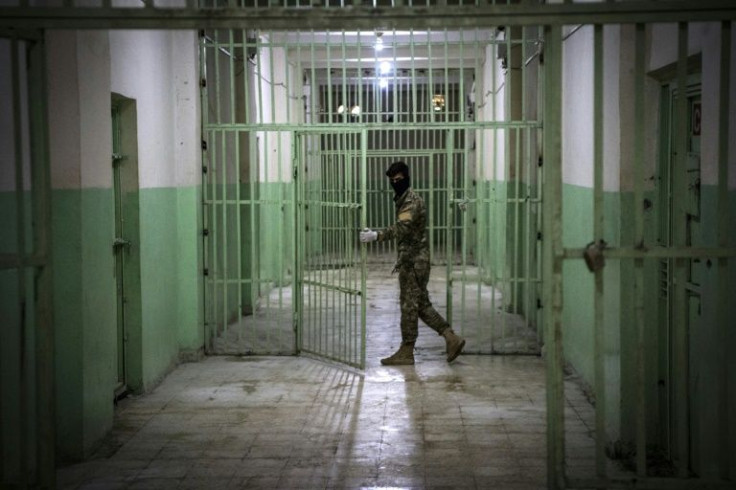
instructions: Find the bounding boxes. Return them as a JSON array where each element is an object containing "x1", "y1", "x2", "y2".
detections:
[
  {"x1": 0, "y1": 253, "x2": 47, "y2": 270},
  {"x1": 303, "y1": 279, "x2": 361, "y2": 296},
  {"x1": 301, "y1": 202, "x2": 361, "y2": 209},
  {"x1": 204, "y1": 121, "x2": 541, "y2": 131},
  {"x1": 203, "y1": 199, "x2": 292, "y2": 205},
  {"x1": 449, "y1": 272, "x2": 541, "y2": 283},
  {"x1": 1, "y1": 2, "x2": 734, "y2": 30},
  {"x1": 567, "y1": 477, "x2": 736, "y2": 490},
  {"x1": 563, "y1": 247, "x2": 736, "y2": 260},
  {"x1": 0, "y1": 27, "x2": 42, "y2": 39}
]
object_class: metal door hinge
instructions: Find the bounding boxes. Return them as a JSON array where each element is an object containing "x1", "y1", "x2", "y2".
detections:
[
  {"x1": 537, "y1": 231, "x2": 543, "y2": 241},
  {"x1": 538, "y1": 156, "x2": 543, "y2": 167},
  {"x1": 203, "y1": 268, "x2": 209, "y2": 276},
  {"x1": 537, "y1": 298, "x2": 543, "y2": 309},
  {"x1": 200, "y1": 78, "x2": 207, "y2": 88},
  {"x1": 203, "y1": 228, "x2": 209, "y2": 236},
  {"x1": 202, "y1": 140, "x2": 208, "y2": 151}
]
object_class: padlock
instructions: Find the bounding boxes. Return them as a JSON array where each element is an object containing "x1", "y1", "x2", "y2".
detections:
[{"x1": 583, "y1": 240, "x2": 606, "y2": 272}]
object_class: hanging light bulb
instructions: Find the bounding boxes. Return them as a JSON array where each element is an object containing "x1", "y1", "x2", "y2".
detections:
[{"x1": 374, "y1": 32, "x2": 384, "y2": 52}]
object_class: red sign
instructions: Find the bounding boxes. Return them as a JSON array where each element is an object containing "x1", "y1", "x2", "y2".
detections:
[{"x1": 692, "y1": 102, "x2": 701, "y2": 136}]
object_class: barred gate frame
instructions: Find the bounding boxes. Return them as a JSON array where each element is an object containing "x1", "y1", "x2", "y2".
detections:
[{"x1": 2, "y1": 1, "x2": 735, "y2": 489}]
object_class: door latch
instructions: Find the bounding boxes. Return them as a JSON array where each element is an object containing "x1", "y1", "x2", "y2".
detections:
[{"x1": 113, "y1": 237, "x2": 132, "y2": 252}]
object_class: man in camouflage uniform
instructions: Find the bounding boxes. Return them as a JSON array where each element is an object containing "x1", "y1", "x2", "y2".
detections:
[{"x1": 360, "y1": 161, "x2": 465, "y2": 365}]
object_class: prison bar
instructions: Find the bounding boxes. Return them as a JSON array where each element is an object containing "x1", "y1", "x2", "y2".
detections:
[
  {"x1": 2, "y1": 1, "x2": 736, "y2": 30},
  {"x1": 198, "y1": 15, "x2": 733, "y2": 489},
  {"x1": 716, "y1": 20, "x2": 731, "y2": 481},
  {"x1": 542, "y1": 22, "x2": 565, "y2": 490},
  {"x1": 592, "y1": 22, "x2": 605, "y2": 480},
  {"x1": 634, "y1": 22, "x2": 647, "y2": 478},
  {"x1": 11, "y1": 37, "x2": 29, "y2": 490}
]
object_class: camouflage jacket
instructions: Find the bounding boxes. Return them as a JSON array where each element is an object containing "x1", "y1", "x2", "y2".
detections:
[{"x1": 378, "y1": 188, "x2": 430, "y2": 269}]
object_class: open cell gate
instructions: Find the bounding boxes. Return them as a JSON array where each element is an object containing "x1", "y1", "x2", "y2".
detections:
[{"x1": 200, "y1": 27, "x2": 544, "y2": 366}]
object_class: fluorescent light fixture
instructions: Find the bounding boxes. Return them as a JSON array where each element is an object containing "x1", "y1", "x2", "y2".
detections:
[{"x1": 379, "y1": 78, "x2": 389, "y2": 89}]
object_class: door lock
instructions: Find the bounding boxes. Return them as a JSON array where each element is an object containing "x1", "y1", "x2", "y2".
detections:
[{"x1": 113, "y1": 237, "x2": 132, "y2": 252}]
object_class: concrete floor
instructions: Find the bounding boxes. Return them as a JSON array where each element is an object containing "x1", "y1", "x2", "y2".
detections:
[{"x1": 57, "y1": 269, "x2": 628, "y2": 489}]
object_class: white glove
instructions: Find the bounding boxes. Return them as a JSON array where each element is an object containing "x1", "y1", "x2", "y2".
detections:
[{"x1": 360, "y1": 228, "x2": 378, "y2": 243}]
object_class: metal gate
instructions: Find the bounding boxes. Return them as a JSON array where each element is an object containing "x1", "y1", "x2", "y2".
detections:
[
  {"x1": 0, "y1": 33, "x2": 54, "y2": 488},
  {"x1": 295, "y1": 131, "x2": 367, "y2": 368}
]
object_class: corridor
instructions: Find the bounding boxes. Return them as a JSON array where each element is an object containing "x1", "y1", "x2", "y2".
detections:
[{"x1": 57, "y1": 270, "x2": 626, "y2": 489}]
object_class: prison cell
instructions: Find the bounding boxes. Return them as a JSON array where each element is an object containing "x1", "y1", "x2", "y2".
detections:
[
  {"x1": 1, "y1": 1, "x2": 735, "y2": 489},
  {"x1": 200, "y1": 27, "x2": 544, "y2": 364}
]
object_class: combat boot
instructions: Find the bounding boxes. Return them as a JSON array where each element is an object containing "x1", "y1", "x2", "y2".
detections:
[
  {"x1": 380, "y1": 342, "x2": 415, "y2": 365},
  {"x1": 442, "y1": 329, "x2": 465, "y2": 362}
]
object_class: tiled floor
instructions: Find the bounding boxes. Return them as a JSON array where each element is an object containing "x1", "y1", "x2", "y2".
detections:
[{"x1": 57, "y1": 270, "x2": 627, "y2": 489}]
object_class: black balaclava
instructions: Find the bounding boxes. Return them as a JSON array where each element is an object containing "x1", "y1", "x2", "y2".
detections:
[
  {"x1": 385, "y1": 161, "x2": 411, "y2": 197},
  {"x1": 390, "y1": 176, "x2": 411, "y2": 197}
]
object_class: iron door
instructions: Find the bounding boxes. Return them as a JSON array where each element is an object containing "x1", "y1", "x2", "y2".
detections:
[{"x1": 295, "y1": 130, "x2": 367, "y2": 369}]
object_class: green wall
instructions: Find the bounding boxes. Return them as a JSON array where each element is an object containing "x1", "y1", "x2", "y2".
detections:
[
  {"x1": 51, "y1": 184, "x2": 203, "y2": 461},
  {"x1": 52, "y1": 188, "x2": 117, "y2": 461},
  {"x1": 561, "y1": 181, "x2": 736, "y2": 476}
]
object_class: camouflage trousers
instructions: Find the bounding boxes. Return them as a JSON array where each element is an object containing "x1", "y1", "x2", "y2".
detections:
[{"x1": 397, "y1": 259, "x2": 450, "y2": 344}]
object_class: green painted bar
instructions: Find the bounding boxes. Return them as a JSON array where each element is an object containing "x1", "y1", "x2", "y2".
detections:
[
  {"x1": 592, "y1": 22, "x2": 606, "y2": 479},
  {"x1": 28, "y1": 36, "x2": 54, "y2": 488},
  {"x1": 717, "y1": 20, "x2": 731, "y2": 481},
  {"x1": 633, "y1": 22, "x2": 647, "y2": 478},
  {"x1": 542, "y1": 23, "x2": 564, "y2": 490},
  {"x1": 673, "y1": 21, "x2": 690, "y2": 478},
  {"x1": 11, "y1": 38, "x2": 28, "y2": 488}
]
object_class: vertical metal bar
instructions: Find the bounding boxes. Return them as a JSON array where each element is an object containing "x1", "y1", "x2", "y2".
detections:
[
  {"x1": 200, "y1": 35, "x2": 210, "y2": 347},
  {"x1": 243, "y1": 29, "x2": 252, "y2": 128},
  {"x1": 249, "y1": 130, "x2": 257, "y2": 349},
  {"x1": 716, "y1": 20, "x2": 731, "y2": 481},
  {"x1": 593, "y1": 22, "x2": 607, "y2": 480},
  {"x1": 446, "y1": 130, "x2": 454, "y2": 323},
  {"x1": 633, "y1": 22, "x2": 647, "y2": 479},
  {"x1": 269, "y1": 34, "x2": 276, "y2": 124},
  {"x1": 542, "y1": 24, "x2": 565, "y2": 490},
  {"x1": 29, "y1": 37, "x2": 54, "y2": 489},
  {"x1": 294, "y1": 132, "x2": 302, "y2": 354},
  {"x1": 360, "y1": 129, "x2": 368, "y2": 369},
  {"x1": 221, "y1": 129, "x2": 228, "y2": 336},
  {"x1": 256, "y1": 33, "x2": 264, "y2": 125},
  {"x1": 673, "y1": 21, "x2": 690, "y2": 479},
  {"x1": 523, "y1": 26, "x2": 532, "y2": 327},
  {"x1": 490, "y1": 37, "x2": 498, "y2": 352},
  {"x1": 11, "y1": 38, "x2": 28, "y2": 489}
]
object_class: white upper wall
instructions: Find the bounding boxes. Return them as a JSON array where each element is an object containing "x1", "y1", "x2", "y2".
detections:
[
  {"x1": 562, "y1": 26, "x2": 595, "y2": 189},
  {"x1": 47, "y1": 30, "x2": 112, "y2": 190},
  {"x1": 109, "y1": 30, "x2": 200, "y2": 189}
]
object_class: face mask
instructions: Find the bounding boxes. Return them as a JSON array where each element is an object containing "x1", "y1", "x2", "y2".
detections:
[{"x1": 391, "y1": 176, "x2": 411, "y2": 196}]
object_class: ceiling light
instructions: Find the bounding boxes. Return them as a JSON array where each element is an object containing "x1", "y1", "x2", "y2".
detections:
[
  {"x1": 337, "y1": 104, "x2": 345, "y2": 114},
  {"x1": 379, "y1": 61, "x2": 392, "y2": 75},
  {"x1": 374, "y1": 32, "x2": 384, "y2": 52},
  {"x1": 350, "y1": 105, "x2": 361, "y2": 116},
  {"x1": 379, "y1": 78, "x2": 389, "y2": 89}
]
